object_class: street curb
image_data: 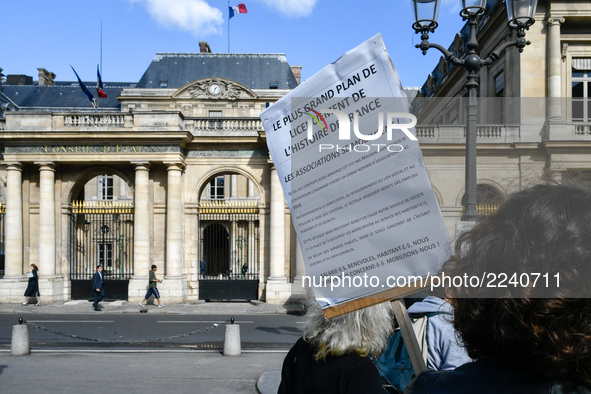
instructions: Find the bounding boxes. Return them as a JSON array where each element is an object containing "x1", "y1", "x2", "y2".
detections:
[{"x1": 257, "y1": 366, "x2": 282, "y2": 394}]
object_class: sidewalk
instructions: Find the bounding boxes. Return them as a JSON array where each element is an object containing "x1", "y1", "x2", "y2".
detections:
[
  {"x1": 0, "y1": 351, "x2": 286, "y2": 393},
  {"x1": 0, "y1": 299, "x2": 305, "y2": 316},
  {"x1": 1, "y1": 300, "x2": 299, "y2": 393}
]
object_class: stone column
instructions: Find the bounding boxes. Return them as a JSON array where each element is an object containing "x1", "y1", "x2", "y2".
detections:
[
  {"x1": 4, "y1": 163, "x2": 22, "y2": 278},
  {"x1": 290, "y1": 238, "x2": 309, "y2": 301},
  {"x1": 37, "y1": 162, "x2": 56, "y2": 276},
  {"x1": 134, "y1": 163, "x2": 150, "y2": 274},
  {"x1": 269, "y1": 166, "x2": 286, "y2": 281},
  {"x1": 548, "y1": 17, "x2": 564, "y2": 120},
  {"x1": 266, "y1": 165, "x2": 289, "y2": 304},
  {"x1": 231, "y1": 174, "x2": 238, "y2": 199},
  {"x1": 165, "y1": 163, "x2": 183, "y2": 278},
  {"x1": 294, "y1": 239, "x2": 306, "y2": 280},
  {"x1": 128, "y1": 162, "x2": 151, "y2": 300},
  {"x1": 163, "y1": 163, "x2": 186, "y2": 301},
  {"x1": 248, "y1": 180, "x2": 255, "y2": 198}
]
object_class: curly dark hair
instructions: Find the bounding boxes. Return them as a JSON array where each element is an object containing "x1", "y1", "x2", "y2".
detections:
[{"x1": 444, "y1": 184, "x2": 591, "y2": 387}]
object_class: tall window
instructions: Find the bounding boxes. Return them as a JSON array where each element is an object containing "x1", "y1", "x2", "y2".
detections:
[
  {"x1": 98, "y1": 243, "x2": 113, "y2": 269},
  {"x1": 98, "y1": 175, "x2": 113, "y2": 200},
  {"x1": 572, "y1": 66, "x2": 591, "y2": 122},
  {"x1": 494, "y1": 70, "x2": 505, "y2": 124},
  {"x1": 210, "y1": 176, "x2": 225, "y2": 199}
]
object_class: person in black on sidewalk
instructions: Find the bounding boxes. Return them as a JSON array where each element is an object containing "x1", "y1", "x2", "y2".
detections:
[{"x1": 92, "y1": 265, "x2": 105, "y2": 311}]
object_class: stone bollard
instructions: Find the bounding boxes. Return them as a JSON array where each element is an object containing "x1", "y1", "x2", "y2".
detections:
[
  {"x1": 12, "y1": 319, "x2": 30, "y2": 356},
  {"x1": 223, "y1": 317, "x2": 241, "y2": 356}
]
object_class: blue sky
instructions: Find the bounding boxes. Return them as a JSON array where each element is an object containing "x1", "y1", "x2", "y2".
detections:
[{"x1": 0, "y1": 0, "x2": 466, "y2": 88}]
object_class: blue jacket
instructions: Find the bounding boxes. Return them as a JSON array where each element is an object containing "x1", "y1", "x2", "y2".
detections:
[{"x1": 406, "y1": 296, "x2": 471, "y2": 371}]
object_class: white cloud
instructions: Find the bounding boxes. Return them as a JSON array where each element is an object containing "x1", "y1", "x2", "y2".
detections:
[
  {"x1": 258, "y1": 0, "x2": 318, "y2": 18},
  {"x1": 130, "y1": 0, "x2": 224, "y2": 35}
]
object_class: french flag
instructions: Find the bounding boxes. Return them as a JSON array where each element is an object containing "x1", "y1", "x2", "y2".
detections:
[
  {"x1": 96, "y1": 65, "x2": 107, "y2": 99},
  {"x1": 229, "y1": 3, "x2": 247, "y2": 18}
]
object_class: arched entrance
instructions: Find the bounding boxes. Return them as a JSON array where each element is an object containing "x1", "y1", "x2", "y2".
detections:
[
  {"x1": 69, "y1": 173, "x2": 134, "y2": 300},
  {"x1": 203, "y1": 223, "x2": 230, "y2": 275},
  {"x1": 198, "y1": 172, "x2": 260, "y2": 301}
]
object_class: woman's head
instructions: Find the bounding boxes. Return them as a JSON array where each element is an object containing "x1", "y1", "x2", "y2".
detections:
[
  {"x1": 448, "y1": 183, "x2": 591, "y2": 299},
  {"x1": 30, "y1": 264, "x2": 38, "y2": 271},
  {"x1": 446, "y1": 184, "x2": 591, "y2": 387},
  {"x1": 302, "y1": 300, "x2": 393, "y2": 361}
]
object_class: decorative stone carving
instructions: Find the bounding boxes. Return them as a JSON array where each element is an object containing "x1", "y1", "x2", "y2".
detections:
[{"x1": 177, "y1": 78, "x2": 255, "y2": 101}]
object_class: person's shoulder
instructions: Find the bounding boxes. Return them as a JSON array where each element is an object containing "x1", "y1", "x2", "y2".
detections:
[{"x1": 405, "y1": 360, "x2": 587, "y2": 394}]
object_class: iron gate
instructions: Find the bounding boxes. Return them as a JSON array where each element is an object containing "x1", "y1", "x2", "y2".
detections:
[
  {"x1": 198, "y1": 200, "x2": 260, "y2": 301},
  {"x1": 69, "y1": 200, "x2": 134, "y2": 299}
]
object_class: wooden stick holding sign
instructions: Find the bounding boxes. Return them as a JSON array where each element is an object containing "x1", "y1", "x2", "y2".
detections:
[
  {"x1": 391, "y1": 298, "x2": 427, "y2": 375},
  {"x1": 321, "y1": 276, "x2": 439, "y2": 319}
]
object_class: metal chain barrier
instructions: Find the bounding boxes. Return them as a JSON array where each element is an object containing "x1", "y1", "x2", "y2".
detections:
[{"x1": 21, "y1": 318, "x2": 231, "y2": 344}]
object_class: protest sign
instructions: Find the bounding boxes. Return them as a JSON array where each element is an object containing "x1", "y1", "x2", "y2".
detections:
[{"x1": 261, "y1": 34, "x2": 451, "y2": 317}]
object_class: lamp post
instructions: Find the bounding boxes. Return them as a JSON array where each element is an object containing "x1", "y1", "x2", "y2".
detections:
[{"x1": 412, "y1": 0, "x2": 538, "y2": 221}]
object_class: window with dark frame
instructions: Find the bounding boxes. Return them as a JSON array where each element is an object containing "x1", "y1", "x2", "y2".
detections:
[
  {"x1": 209, "y1": 176, "x2": 225, "y2": 199},
  {"x1": 98, "y1": 242, "x2": 113, "y2": 269},
  {"x1": 494, "y1": 70, "x2": 505, "y2": 124},
  {"x1": 98, "y1": 175, "x2": 114, "y2": 200},
  {"x1": 572, "y1": 64, "x2": 591, "y2": 122}
]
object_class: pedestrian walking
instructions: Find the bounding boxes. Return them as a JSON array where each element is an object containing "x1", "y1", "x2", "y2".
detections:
[
  {"x1": 200, "y1": 259, "x2": 207, "y2": 279},
  {"x1": 140, "y1": 264, "x2": 165, "y2": 307},
  {"x1": 92, "y1": 265, "x2": 105, "y2": 311},
  {"x1": 22, "y1": 264, "x2": 41, "y2": 306}
]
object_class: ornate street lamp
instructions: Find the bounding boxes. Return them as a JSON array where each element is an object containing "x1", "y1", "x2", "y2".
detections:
[{"x1": 412, "y1": 0, "x2": 538, "y2": 220}]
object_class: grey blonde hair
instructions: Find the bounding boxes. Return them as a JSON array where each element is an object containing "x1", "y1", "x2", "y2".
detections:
[{"x1": 303, "y1": 300, "x2": 394, "y2": 361}]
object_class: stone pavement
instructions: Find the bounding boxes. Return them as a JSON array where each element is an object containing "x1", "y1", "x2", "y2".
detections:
[
  {"x1": 0, "y1": 299, "x2": 304, "y2": 316},
  {"x1": 0, "y1": 351, "x2": 286, "y2": 393},
  {"x1": 1, "y1": 300, "x2": 302, "y2": 393}
]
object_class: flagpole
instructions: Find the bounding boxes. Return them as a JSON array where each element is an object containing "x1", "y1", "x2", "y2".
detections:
[
  {"x1": 100, "y1": 19, "x2": 103, "y2": 76},
  {"x1": 98, "y1": 19, "x2": 102, "y2": 111},
  {"x1": 96, "y1": 66, "x2": 100, "y2": 111},
  {"x1": 228, "y1": 0, "x2": 231, "y2": 53}
]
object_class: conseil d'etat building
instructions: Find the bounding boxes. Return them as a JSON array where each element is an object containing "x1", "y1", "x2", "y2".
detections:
[{"x1": 0, "y1": 42, "x2": 307, "y2": 305}]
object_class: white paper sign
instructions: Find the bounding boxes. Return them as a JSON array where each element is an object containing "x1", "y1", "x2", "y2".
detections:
[{"x1": 261, "y1": 34, "x2": 451, "y2": 309}]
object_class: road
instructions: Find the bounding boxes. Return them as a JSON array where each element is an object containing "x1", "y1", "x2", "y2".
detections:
[{"x1": 0, "y1": 313, "x2": 303, "y2": 351}]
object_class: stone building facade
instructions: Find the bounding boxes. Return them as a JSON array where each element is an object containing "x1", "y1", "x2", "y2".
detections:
[
  {"x1": 412, "y1": 0, "x2": 591, "y2": 233},
  {"x1": 1, "y1": 0, "x2": 590, "y2": 303},
  {"x1": 0, "y1": 45, "x2": 305, "y2": 304}
]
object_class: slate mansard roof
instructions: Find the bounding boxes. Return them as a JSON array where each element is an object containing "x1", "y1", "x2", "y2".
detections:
[
  {"x1": 136, "y1": 53, "x2": 299, "y2": 90},
  {"x1": 1, "y1": 82, "x2": 132, "y2": 111},
  {"x1": 1, "y1": 52, "x2": 299, "y2": 112}
]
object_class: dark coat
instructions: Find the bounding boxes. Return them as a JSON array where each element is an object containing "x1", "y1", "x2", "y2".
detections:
[
  {"x1": 92, "y1": 271, "x2": 104, "y2": 291},
  {"x1": 278, "y1": 337, "x2": 386, "y2": 394},
  {"x1": 405, "y1": 358, "x2": 590, "y2": 394},
  {"x1": 24, "y1": 270, "x2": 39, "y2": 297}
]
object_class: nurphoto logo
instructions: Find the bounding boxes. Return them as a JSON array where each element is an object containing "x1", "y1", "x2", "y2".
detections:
[{"x1": 304, "y1": 108, "x2": 417, "y2": 154}]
